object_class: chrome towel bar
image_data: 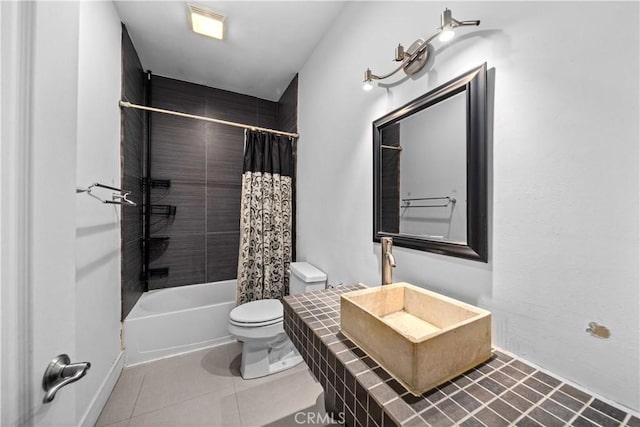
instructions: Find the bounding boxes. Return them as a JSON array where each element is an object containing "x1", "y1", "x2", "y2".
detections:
[
  {"x1": 401, "y1": 196, "x2": 456, "y2": 208},
  {"x1": 76, "y1": 182, "x2": 137, "y2": 206}
]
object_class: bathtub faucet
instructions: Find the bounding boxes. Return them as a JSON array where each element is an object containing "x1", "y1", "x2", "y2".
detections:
[{"x1": 381, "y1": 237, "x2": 396, "y2": 286}]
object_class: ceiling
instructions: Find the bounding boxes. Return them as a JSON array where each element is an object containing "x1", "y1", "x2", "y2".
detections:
[{"x1": 115, "y1": 1, "x2": 346, "y2": 101}]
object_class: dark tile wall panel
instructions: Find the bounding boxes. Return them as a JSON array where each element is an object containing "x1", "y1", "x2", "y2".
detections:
[
  {"x1": 122, "y1": 25, "x2": 145, "y2": 112},
  {"x1": 149, "y1": 180, "x2": 205, "y2": 236},
  {"x1": 122, "y1": 173, "x2": 144, "y2": 240},
  {"x1": 206, "y1": 123, "x2": 245, "y2": 184},
  {"x1": 148, "y1": 75, "x2": 296, "y2": 290},
  {"x1": 152, "y1": 76, "x2": 207, "y2": 116},
  {"x1": 206, "y1": 231, "x2": 240, "y2": 283},
  {"x1": 122, "y1": 237, "x2": 142, "y2": 318},
  {"x1": 277, "y1": 74, "x2": 298, "y2": 134},
  {"x1": 122, "y1": 108, "x2": 144, "y2": 178},
  {"x1": 207, "y1": 183, "x2": 241, "y2": 233},
  {"x1": 277, "y1": 75, "x2": 298, "y2": 260},
  {"x1": 121, "y1": 24, "x2": 145, "y2": 319},
  {"x1": 151, "y1": 114, "x2": 206, "y2": 181},
  {"x1": 257, "y1": 98, "x2": 279, "y2": 129},
  {"x1": 206, "y1": 86, "x2": 257, "y2": 124},
  {"x1": 148, "y1": 234, "x2": 206, "y2": 290},
  {"x1": 283, "y1": 287, "x2": 639, "y2": 427}
]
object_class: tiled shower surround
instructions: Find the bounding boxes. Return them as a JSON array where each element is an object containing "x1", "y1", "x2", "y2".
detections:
[
  {"x1": 119, "y1": 22, "x2": 299, "y2": 299},
  {"x1": 121, "y1": 25, "x2": 146, "y2": 318},
  {"x1": 283, "y1": 285, "x2": 639, "y2": 427},
  {"x1": 144, "y1": 75, "x2": 298, "y2": 290}
]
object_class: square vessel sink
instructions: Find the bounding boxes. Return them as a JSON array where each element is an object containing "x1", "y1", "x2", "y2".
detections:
[{"x1": 340, "y1": 282, "x2": 491, "y2": 395}]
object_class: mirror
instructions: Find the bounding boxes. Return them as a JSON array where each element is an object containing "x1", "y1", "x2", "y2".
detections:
[{"x1": 373, "y1": 63, "x2": 488, "y2": 262}]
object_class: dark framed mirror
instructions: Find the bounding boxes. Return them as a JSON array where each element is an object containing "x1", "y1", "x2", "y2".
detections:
[{"x1": 373, "y1": 63, "x2": 488, "y2": 262}]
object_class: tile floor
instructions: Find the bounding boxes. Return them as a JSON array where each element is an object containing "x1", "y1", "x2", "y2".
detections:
[{"x1": 96, "y1": 341, "x2": 330, "y2": 427}]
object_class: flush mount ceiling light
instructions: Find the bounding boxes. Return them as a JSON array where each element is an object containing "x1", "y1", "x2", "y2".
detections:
[
  {"x1": 188, "y1": 4, "x2": 225, "y2": 40},
  {"x1": 362, "y1": 8, "x2": 479, "y2": 90}
]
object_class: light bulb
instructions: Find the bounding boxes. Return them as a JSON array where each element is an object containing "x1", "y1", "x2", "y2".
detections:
[
  {"x1": 362, "y1": 68, "x2": 376, "y2": 91},
  {"x1": 439, "y1": 27, "x2": 455, "y2": 42}
]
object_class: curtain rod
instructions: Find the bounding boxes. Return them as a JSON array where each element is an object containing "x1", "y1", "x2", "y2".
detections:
[{"x1": 119, "y1": 101, "x2": 299, "y2": 139}]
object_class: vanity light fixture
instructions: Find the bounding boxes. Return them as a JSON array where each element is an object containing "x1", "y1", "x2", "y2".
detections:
[
  {"x1": 363, "y1": 69, "x2": 375, "y2": 91},
  {"x1": 362, "y1": 8, "x2": 479, "y2": 90},
  {"x1": 188, "y1": 4, "x2": 226, "y2": 40}
]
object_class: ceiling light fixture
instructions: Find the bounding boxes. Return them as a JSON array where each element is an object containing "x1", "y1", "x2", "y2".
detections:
[
  {"x1": 188, "y1": 4, "x2": 226, "y2": 40},
  {"x1": 362, "y1": 8, "x2": 479, "y2": 90}
]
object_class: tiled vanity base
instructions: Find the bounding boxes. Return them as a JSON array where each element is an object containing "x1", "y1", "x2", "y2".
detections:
[{"x1": 283, "y1": 285, "x2": 639, "y2": 427}]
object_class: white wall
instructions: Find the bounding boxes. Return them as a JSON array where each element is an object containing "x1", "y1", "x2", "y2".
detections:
[
  {"x1": 75, "y1": 1, "x2": 123, "y2": 424},
  {"x1": 297, "y1": 1, "x2": 639, "y2": 411}
]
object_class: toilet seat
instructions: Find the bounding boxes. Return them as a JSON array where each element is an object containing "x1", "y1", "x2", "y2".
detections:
[
  {"x1": 228, "y1": 317, "x2": 282, "y2": 328},
  {"x1": 229, "y1": 299, "x2": 283, "y2": 327}
]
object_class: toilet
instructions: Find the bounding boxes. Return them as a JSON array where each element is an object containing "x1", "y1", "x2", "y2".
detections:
[{"x1": 228, "y1": 262, "x2": 327, "y2": 379}]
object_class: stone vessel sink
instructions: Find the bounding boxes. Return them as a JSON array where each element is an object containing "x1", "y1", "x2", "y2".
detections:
[{"x1": 340, "y1": 282, "x2": 491, "y2": 395}]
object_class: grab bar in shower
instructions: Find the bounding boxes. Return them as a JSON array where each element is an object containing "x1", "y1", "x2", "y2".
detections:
[{"x1": 76, "y1": 183, "x2": 137, "y2": 206}]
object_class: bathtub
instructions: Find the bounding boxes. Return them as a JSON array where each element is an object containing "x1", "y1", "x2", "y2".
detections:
[{"x1": 124, "y1": 280, "x2": 237, "y2": 366}]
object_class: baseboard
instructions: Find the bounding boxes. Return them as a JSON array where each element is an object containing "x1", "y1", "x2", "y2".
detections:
[{"x1": 79, "y1": 351, "x2": 125, "y2": 427}]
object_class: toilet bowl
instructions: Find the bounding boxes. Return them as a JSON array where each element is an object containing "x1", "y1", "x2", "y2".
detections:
[
  {"x1": 228, "y1": 299, "x2": 300, "y2": 379},
  {"x1": 228, "y1": 262, "x2": 327, "y2": 379}
]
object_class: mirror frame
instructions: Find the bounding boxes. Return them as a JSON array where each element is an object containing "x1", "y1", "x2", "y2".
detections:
[{"x1": 373, "y1": 63, "x2": 488, "y2": 262}]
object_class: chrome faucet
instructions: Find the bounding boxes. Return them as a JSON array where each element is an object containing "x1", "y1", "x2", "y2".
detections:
[{"x1": 381, "y1": 237, "x2": 396, "y2": 286}]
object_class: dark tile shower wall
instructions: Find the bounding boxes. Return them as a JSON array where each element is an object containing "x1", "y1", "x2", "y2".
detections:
[
  {"x1": 147, "y1": 75, "x2": 297, "y2": 290},
  {"x1": 277, "y1": 74, "x2": 298, "y2": 134},
  {"x1": 277, "y1": 75, "x2": 298, "y2": 259},
  {"x1": 120, "y1": 25, "x2": 145, "y2": 319}
]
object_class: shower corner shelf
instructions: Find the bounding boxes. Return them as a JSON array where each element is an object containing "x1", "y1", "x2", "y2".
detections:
[
  {"x1": 142, "y1": 178, "x2": 171, "y2": 189},
  {"x1": 147, "y1": 204, "x2": 177, "y2": 217},
  {"x1": 140, "y1": 236, "x2": 171, "y2": 249},
  {"x1": 141, "y1": 268, "x2": 169, "y2": 281}
]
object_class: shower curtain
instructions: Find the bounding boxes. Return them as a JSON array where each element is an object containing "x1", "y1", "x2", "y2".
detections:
[{"x1": 236, "y1": 130, "x2": 293, "y2": 305}]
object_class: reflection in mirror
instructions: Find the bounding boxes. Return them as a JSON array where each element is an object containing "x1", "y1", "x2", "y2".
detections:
[
  {"x1": 373, "y1": 63, "x2": 488, "y2": 262},
  {"x1": 381, "y1": 91, "x2": 467, "y2": 244}
]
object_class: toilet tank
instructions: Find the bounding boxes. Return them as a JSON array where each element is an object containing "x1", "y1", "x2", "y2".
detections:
[{"x1": 289, "y1": 262, "x2": 327, "y2": 295}]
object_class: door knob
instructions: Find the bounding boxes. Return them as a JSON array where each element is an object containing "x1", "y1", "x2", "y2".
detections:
[{"x1": 42, "y1": 354, "x2": 91, "y2": 403}]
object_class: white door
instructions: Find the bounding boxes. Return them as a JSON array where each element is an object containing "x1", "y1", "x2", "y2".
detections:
[{"x1": 1, "y1": 2, "x2": 86, "y2": 425}]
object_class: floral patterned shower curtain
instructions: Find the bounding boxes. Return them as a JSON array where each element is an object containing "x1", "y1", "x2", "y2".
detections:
[{"x1": 236, "y1": 130, "x2": 293, "y2": 305}]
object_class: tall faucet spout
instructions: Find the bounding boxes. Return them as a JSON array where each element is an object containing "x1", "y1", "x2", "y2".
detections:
[
  {"x1": 381, "y1": 237, "x2": 396, "y2": 286},
  {"x1": 386, "y1": 252, "x2": 396, "y2": 268}
]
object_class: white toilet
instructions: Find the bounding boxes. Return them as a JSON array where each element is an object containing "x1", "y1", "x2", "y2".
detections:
[{"x1": 228, "y1": 262, "x2": 327, "y2": 379}]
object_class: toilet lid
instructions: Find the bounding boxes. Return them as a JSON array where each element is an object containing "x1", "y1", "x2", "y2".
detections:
[{"x1": 229, "y1": 299, "x2": 283, "y2": 324}]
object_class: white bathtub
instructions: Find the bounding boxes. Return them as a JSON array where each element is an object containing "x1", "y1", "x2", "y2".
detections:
[{"x1": 124, "y1": 280, "x2": 237, "y2": 366}]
